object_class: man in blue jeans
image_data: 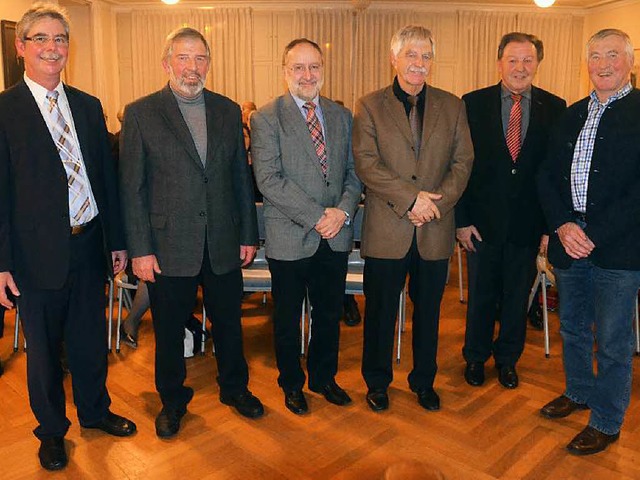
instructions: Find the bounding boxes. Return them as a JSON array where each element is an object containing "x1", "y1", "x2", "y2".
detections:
[{"x1": 537, "y1": 28, "x2": 640, "y2": 456}]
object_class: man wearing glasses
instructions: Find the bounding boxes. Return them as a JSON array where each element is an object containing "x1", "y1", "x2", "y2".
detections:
[
  {"x1": 251, "y1": 38, "x2": 361, "y2": 415},
  {"x1": 0, "y1": 3, "x2": 135, "y2": 471}
]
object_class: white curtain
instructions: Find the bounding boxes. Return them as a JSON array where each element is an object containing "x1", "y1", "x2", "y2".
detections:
[
  {"x1": 128, "y1": 8, "x2": 253, "y2": 103},
  {"x1": 456, "y1": 11, "x2": 517, "y2": 96},
  {"x1": 292, "y1": 9, "x2": 355, "y2": 107},
  {"x1": 517, "y1": 13, "x2": 584, "y2": 104}
]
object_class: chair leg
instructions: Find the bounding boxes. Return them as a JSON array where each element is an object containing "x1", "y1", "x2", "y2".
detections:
[
  {"x1": 116, "y1": 287, "x2": 124, "y2": 353},
  {"x1": 635, "y1": 294, "x2": 640, "y2": 356},
  {"x1": 13, "y1": 306, "x2": 20, "y2": 353},
  {"x1": 201, "y1": 304, "x2": 210, "y2": 356},
  {"x1": 541, "y1": 273, "x2": 550, "y2": 358},
  {"x1": 527, "y1": 272, "x2": 542, "y2": 312},
  {"x1": 300, "y1": 296, "x2": 306, "y2": 357},
  {"x1": 107, "y1": 278, "x2": 114, "y2": 352},
  {"x1": 458, "y1": 244, "x2": 465, "y2": 304},
  {"x1": 396, "y1": 289, "x2": 405, "y2": 364}
]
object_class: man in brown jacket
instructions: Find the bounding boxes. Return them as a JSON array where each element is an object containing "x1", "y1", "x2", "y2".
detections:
[{"x1": 353, "y1": 25, "x2": 473, "y2": 412}]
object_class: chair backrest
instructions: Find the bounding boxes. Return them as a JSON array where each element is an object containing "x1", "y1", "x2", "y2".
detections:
[
  {"x1": 352, "y1": 204, "x2": 364, "y2": 243},
  {"x1": 255, "y1": 202, "x2": 266, "y2": 242}
]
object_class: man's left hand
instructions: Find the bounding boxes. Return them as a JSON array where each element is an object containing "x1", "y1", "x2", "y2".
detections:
[
  {"x1": 240, "y1": 245, "x2": 257, "y2": 267},
  {"x1": 315, "y1": 208, "x2": 347, "y2": 239},
  {"x1": 112, "y1": 250, "x2": 128, "y2": 275}
]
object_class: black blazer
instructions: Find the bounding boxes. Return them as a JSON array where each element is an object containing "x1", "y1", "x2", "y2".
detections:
[
  {"x1": 119, "y1": 85, "x2": 258, "y2": 276},
  {"x1": 0, "y1": 80, "x2": 124, "y2": 289},
  {"x1": 456, "y1": 83, "x2": 566, "y2": 247},
  {"x1": 538, "y1": 89, "x2": 640, "y2": 270}
]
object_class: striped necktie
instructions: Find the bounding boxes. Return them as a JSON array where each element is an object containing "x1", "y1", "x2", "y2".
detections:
[
  {"x1": 303, "y1": 101, "x2": 328, "y2": 177},
  {"x1": 46, "y1": 90, "x2": 92, "y2": 225},
  {"x1": 506, "y1": 94, "x2": 522, "y2": 162}
]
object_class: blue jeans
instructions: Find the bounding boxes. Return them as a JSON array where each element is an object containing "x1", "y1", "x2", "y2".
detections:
[{"x1": 554, "y1": 258, "x2": 640, "y2": 435}]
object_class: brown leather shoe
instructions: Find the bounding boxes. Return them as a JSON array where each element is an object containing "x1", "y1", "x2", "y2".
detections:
[
  {"x1": 566, "y1": 426, "x2": 619, "y2": 455},
  {"x1": 540, "y1": 395, "x2": 589, "y2": 419}
]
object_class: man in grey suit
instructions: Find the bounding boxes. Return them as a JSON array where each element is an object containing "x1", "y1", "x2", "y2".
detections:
[
  {"x1": 251, "y1": 38, "x2": 361, "y2": 415},
  {"x1": 119, "y1": 27, "x2": 263, "y2": 438}
]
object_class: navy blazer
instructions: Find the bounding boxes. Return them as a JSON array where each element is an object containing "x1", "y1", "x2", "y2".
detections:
[
  {"x1": 538, "y1": 88, "x2": 640, "y2": 270},
  {"x1": 0, "y1": 80, "x2": 124, "y2": 289},
  {"x1": 457, "y1": 83, "x2": 566, "y2": 247}
]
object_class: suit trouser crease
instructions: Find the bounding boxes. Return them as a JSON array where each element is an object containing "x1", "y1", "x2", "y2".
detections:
[
  {"x1": 268, "y1": 240, "x2": 348, "y2": 392},
  {"x1": 463, "y1": 240, "x2": 537, "y2": 366},
  {"x1": 148, "y1": 247, "x2": 249, "y2": 409},
  {"x1": 362, "y1": 237, "x2": 448, "y2": 391},
  {"x1": 19, "y1": 223, "x2": 111, "y2": 439}
]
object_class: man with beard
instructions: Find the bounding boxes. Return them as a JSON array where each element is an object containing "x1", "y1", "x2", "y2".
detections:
[
  {"x1": 0, "y1": 3, "x2": 135, "y2": 471},
  {"x1": 250, "y1": 39, "x2": 361, "y2": 415},
  {"x1": 353, "y1": 25, "x2": 473, "y2": 412},
  {"x1": 119, "y1": 27, "x2": 263, "y2": 438}
]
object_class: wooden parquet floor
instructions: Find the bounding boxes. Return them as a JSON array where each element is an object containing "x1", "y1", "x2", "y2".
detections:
[{"x1": 1, "y1": 257, "x2": 640, "y2": 479}]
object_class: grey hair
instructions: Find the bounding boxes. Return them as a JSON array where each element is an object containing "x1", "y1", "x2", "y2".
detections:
[
  {"x1": 587, "y1": 28, "x2": 634, "y2": 65},
  {"x1": 162, "y1": 27, "x2": 210, "y2": 62},
  {"x1": 390, "y1": 25, "x2": 435, "y2": 58},
  {"x1": 16, "y1": 2, "x2": 70, "y2": 41}
]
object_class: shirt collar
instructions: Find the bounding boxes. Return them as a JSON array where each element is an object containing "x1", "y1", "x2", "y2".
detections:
[
  {"x1": 392, "y1": 76, "x2": 426, "y2": 103},
  {"x1": 500, "y1": 82, "x2": 531, "y2": 101},
  {"x1": 291, "y1": 92, "x2": 320, "y2": 110},
  {"x1": 23, "y1": 73, "x2": 64, "y2": 107},
  {"x1": 589, "y1": 82, "x2": 633, "y2": 107}
]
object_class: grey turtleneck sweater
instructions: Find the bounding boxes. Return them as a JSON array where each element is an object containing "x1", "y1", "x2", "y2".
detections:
[{"x1": 172, "y1": 88, "x2": 207, "y2": 166}]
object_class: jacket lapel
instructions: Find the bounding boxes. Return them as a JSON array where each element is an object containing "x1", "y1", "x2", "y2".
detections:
[
  {"x1": 383, "y1": 86, "x2": 414, "y2": 147},
  {"x1": 204, "y1": 90, "x2": 223, "y2": 171},
  {"x1": 159, "y1": 85, "x2": 203, "y2": 169},
  {"x1": 420, "y1": 84, "x2": 442, "y2": 153}
]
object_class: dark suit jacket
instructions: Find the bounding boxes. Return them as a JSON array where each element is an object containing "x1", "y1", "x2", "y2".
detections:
[
  {"x1": 0, "y1": 80, "x2": 124, "y2": 290},
  {"x1": 353, "y1": 84, "x2": 474, "y2": 261},
  {"x1": 119, "y1": 85, "x2": 258, "y2": 276},
  {"x1": 250, "y1": 93, "x2": 361, "y2": 261},
  {"x1": 457, "y1": 83, "x2": 566, "y2": 247},
  {"x1": 538, "y1": 89, "x2": 640, "y2": 270}
]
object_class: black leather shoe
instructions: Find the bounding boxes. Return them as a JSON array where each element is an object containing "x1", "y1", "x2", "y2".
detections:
[
  {"x1": 567, "y1": 426, "x2": 619, "y2": 456},
  {"x1": 540, "y1": 395, "x2": 589, "y2": 419},
  {"x1": 155, "y1": 406, "x2": 187, "y2": 439},
  {"x1": 284, "y1": 390, "x2": 308, "y2": 415},
  {"x1": 311, "y1": 381, "x2": 352, "y2": 406},
  {"x1": 343, "y1": 295, "x2": 361, "y2": 326},
  {"x1": 85, "y1": 411, "x2": 137, "y2": 437},
  {"x1": 497, "y1": 365, "x2": 519, "y2": 389},
  {"x1": 120, "y1": 327, "x2": 138, "y2": 349},
  {"x1": 38, "y1": 437, "x2": 68, "y2": 471},
  {"x1": 220, "y1": 390, "x2": 264, "y2": 418},
  {"x1": 416, "y1": 388, "x2": 440, "y2": 411},
  {"x1": 366, "y1": 389, "x2": 389, "y2": 412},
  {"x1": 464, "y1": 362, "x2": 485, "y2": 386}
]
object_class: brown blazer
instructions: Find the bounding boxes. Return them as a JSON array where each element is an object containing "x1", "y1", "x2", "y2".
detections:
[{"x1": 353, "y1": 84, "x2": 473, "y2": 260}]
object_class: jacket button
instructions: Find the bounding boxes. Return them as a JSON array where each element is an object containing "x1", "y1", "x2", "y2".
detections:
[
  {"x1": 411, "y1": 175, "x2": 417, "y2": 180},
  {"x1": 204, "y1": 177, "x2": 209, "y2": 183},
  {"x1": 326, "y1": 181, "x2": 330, "y2": 187},
  {"x1": 199, "y1": 211, "x2": 205, "y2": 217},
  {"x1": 511, "y1": 168, "x2": 517, "y2": 175}
]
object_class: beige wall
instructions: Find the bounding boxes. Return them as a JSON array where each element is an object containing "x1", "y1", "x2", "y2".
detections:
[{"x1": 0, "y1": 0, "x2": 39, "y2": 89}]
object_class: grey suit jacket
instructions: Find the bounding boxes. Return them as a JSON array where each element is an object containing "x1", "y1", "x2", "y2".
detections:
[
  {"x1": 119, "y1": 85, "x2": 258, "y2": 276},
  {"x1": 250, "y1": 93, "x2": 362, "y2": 261},
  {"x1": 353, "y1": 84, "x2": 474, "y2": 260}
]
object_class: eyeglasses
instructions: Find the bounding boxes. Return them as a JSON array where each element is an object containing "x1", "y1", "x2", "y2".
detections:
[
  {"x1": 24, "y1": 35, "x2": 69, "y2": 47},
  {"x1": 287, "y1": 64, "x2": 323, "y2": 75}
]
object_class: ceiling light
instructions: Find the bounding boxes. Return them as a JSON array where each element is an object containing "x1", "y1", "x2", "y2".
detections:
[
  {"x1": 534, "y1": 0, "x2": 555, "y2": 7},
  {"x1": 162, "y1": 0, "x2": 180, "y2": 5}
]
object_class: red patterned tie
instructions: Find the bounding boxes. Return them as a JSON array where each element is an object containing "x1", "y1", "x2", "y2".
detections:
[
  {"x1": 506, "y1": 94, "x2": 522, "y2": 162},
  {"x1": 304, "y1": 101, "x2": 328, "y2": 177}
]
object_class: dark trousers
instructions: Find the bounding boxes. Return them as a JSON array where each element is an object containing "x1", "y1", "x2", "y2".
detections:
[
  {"x1": 18, "y1": 221, "x2": 111, "y2": 440},
  {"x1": 268, "y1": 240, "x2": 348, "y2": 392},
  {"x1": 462, "y1": 239, "x2": 537, "y2": 366},
  {"x1": 362, "y1": 238, "x2": 448, "y2": 392},
  {"x1": 147, "y1": 247, "x2": 249, "y2": 409}
]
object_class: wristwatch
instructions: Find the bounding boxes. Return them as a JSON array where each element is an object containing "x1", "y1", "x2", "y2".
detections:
[{"x1": 343, "y1": 210, "x2": 351, "y2": 226}]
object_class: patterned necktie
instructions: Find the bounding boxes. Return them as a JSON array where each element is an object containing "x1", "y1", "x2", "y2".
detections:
[
  {"x1": 506, "y1": 94, "x2": 522, "y2": 162},
  {"x1": 304, "y1": 101, "x2": 328, "y2": 177},
  {"x1": 408, "y1": 95, "x2": 422, "y2": 157},
  {"x1": 46, "y1": 90, "x2": 92, "y2": 225}
]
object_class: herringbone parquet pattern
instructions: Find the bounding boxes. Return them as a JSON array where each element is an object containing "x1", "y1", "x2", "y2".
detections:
[{"x1": 1, "y1": 257, "x2": 639, "y2": 479}]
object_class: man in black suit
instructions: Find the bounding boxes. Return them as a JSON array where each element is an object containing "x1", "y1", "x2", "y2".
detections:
[
  {"x1": 0, "y1": 3, "x2": 136, "y2": 471},
  {"x1": 456, "y1": 32, "x2": 566, "y2": 389},
  {"x1": 538, "y1": 29, "x2": 640, "y2": 456},
  {"x1": 119, "y1": 27, "x2": 263, "y2": 439}
]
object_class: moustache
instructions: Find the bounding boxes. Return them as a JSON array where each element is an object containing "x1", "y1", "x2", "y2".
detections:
[{"x1": 408, "y1": 67, "x2": 428, "y2": 74}]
